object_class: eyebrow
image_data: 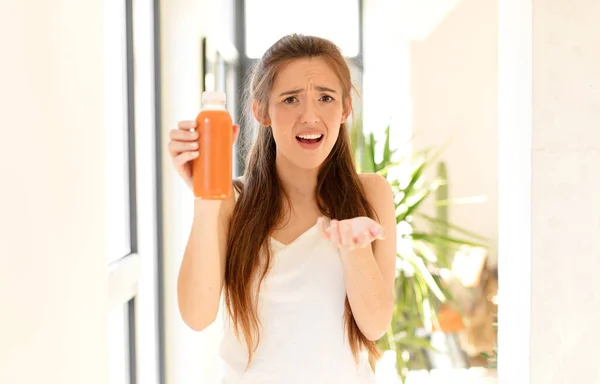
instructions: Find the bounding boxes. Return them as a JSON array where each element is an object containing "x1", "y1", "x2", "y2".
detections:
[{"x1": 279, "y1": 86, "x2": 337, "y2": 97}]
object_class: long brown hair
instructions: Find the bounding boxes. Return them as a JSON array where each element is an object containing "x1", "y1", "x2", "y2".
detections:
[{"x1": 224, "y1": 34, "x2": 381, "y2": 369}]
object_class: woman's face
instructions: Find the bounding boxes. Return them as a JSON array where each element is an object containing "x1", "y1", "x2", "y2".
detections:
[{"x1": 260, "y1": 57, "x2": 348, "y2": 170}]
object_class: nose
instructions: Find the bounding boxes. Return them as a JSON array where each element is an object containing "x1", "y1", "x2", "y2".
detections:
[{"x1": 300, "y1": 100, "x2": 320, "y2": 125}]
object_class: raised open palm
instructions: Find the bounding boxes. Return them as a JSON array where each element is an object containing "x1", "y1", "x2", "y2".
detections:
[{"x1": 318, "y1": 216, "x2": 386, "y2": 251}]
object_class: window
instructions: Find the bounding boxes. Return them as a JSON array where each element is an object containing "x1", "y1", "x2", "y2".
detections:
[
  {"x1": 108, "y1": 303, "x2": 133, "y2": 384},
  {"x1": 105, "y1": 0, "x2": 135, "y2": 265},
  {"x1": 104, "y1": 0, "x2": 162, "y2": 383},
  {"x1": 244, "y1": 0, "x2": 360, "y2": 59}
]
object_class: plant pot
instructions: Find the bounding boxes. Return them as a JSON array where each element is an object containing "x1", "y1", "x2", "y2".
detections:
[{"x1": 433, "y1": 304, "x2": 464, "y2": 333}]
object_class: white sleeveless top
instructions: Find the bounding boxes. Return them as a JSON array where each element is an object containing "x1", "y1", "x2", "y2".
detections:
[{"x1": 218, "y1": 186, "x2": 376, "y2": 384}]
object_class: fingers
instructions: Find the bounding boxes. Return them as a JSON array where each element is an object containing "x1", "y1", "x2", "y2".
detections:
[
  {"x1": 328, "y1": 220, "x2": 341, "y2": 248},
  {"x1": 170, "y1": 122, "x2": 239, "y2": 144},
  {"x1": 167, "y1": 140, "x2": 198, "y2": 157},
  {"x1": 324, "y1": 218, "x2": 385, "y2": 250},
  {"x1": 168, "y1": 121, "x2": 241, "y2": 169},
  {"x1": 169, "y1": 128, "x2": 199, "y2": 142},
  {"x1": 369, "y1": 224, "x2": 386, "y2": 240},
  {"x1": 177, "y1": 120, "x2": 197, "y2": 131},
  {"x1": 340, "y1": 221, "x2": 356, "y2": 248},
  {"x1": 172, "y1": 151, "x2": 199, "y2": 166},
  {"x1": 355, "y1": 230, "x2": 374, "y2": 249},
  {"x1": 168, "y1": 121, "x2": 199, "y2": 160}
]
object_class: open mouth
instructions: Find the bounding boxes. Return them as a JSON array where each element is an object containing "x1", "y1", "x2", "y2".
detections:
[{"x1": 295, "y1": 133, "x2": 324, "y2": 144}]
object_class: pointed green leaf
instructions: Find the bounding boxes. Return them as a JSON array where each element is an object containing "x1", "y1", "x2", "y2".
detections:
[
  {"x1": 360, "y1": 131, "x2": 376, "y2": 173},
  {"x1": 369, "y1": 131, "x2": 379, "y2": 172},
  {"x1": 403, "y1": 189, "x2": 432, "y2": 218},
  {"x1": 412, "y1": 240, "x2": 438, "y2": 263},
  {"x1": 415, "y1": 213, "x2": 492, "y2": 242},
  {"x1": 395, "y1": 347, "x2": 407, "y2": 380},
  {"x1": 410, "y1": 257, "x2": 446, "y2": 302},
  {"x1": 399, "y1": 161, "x2": 426, "y2": 202},
  {"x1": 411, "y1": 232, "x2": 487, "y2": 248},
  {"x1": 434, "y1": 195, "x2": 489, "y2": 206},
  {"x1": 396, "y1": 335, "x2": 439, "y2": 352},
  {"x1": 383, "y1": 124, "x2": 392, "y2": 164}
]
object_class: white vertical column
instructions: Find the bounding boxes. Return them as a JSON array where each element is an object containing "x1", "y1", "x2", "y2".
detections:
[
  {"x1": 497, "y1": 0, "x2": 532, "y2": 382},
  {"x1": 499, "y1": 0, "x2": 600, "y2": 383}
]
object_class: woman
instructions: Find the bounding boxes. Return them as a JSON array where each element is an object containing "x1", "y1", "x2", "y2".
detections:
[{"x1": 169, "y1": 34, "x2": 397, "y2": 383}]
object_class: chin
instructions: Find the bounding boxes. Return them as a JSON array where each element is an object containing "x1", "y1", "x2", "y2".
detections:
[{"x1": 293, "y1": 157, "x2": 326, "y2": 171}]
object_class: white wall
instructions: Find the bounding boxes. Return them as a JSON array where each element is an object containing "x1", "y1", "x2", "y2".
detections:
[
  {"x1": 363, "y1": 0, "x2": 499, "y2": 268},
  {"x1": 0, "y1": 1, "x2": 108, "y2": 383},
  {"x1": 529, "y1": 0, "x2": 600, "y2": 382},
  {"x1": 159, "y1": 0, "x2": 234, "y2": 383},
  {"x1": 409, "y1": 0, "x2": 499, "y2": 266}
]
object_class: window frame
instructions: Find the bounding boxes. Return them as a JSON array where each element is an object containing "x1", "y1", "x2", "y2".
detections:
[{"x1": 106, "y1": 1, "x2": 165, "y2": 383}]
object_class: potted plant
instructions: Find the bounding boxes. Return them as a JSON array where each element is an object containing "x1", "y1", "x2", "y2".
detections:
[{"x1": 350, "y1": 118, "x2": 490, "y2": 382}]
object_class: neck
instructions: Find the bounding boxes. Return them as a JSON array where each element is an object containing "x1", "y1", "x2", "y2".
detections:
[{"x1": 275, "y1": 153, "x2": 318, "y2": 203}]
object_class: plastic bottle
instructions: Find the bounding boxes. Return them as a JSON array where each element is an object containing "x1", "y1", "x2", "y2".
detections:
[{"x1": 192, "y1": 91, "x2": 233, "y2": 199}]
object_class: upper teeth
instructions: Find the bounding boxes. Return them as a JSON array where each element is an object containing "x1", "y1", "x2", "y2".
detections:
[{"x1": 297, "y1": 134, "x2": 322, "y2": 139}]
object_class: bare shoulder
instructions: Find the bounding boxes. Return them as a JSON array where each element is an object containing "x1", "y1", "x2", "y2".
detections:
[{"x1": 358, "y1": 173, "x2": 393, "y2": 203}]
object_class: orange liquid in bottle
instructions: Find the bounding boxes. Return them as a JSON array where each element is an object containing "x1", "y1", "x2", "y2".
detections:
[{"x1": 192, "y1": 92, "x2": 233, "y2": 199}]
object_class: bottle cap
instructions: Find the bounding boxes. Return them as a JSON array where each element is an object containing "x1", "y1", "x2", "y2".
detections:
[{"x1": 202, "y1": 91, "x2": 226, "y2": 105}]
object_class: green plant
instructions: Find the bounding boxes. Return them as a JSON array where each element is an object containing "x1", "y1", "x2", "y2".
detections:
[
  {"x1": 350, "y1": 118, "x2": 489, "y2": 382},
  {"x1": 435, "y1": 162, "x2": 449, "y2": 264}
]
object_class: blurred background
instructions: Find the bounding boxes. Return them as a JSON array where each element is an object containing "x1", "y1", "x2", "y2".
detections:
[{"x1": 2, "y1": 0, "x2": 600, "y2": 383}]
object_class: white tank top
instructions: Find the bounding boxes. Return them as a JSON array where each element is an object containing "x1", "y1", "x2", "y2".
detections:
[{"x1": 218, "y1": 187, "x2": 376, "y2": 384}]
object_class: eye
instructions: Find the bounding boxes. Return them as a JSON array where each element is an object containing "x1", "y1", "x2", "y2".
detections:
[
  {"x1": 283, "y1": 96, "x2": 298, "y2": 104},
  {"x1": 320, "y1": 95, "x2": 334, "y2": 103}
]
